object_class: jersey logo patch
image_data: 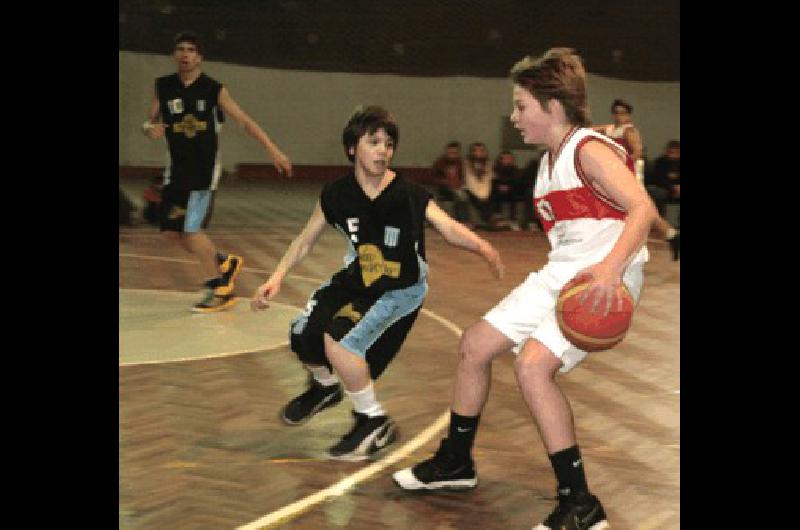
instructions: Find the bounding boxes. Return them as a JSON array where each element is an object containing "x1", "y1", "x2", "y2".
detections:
[
  {"x1": 172, "y1": 114, "x2": 208, "y2": 139},
  {"x1": 196, "y1": 99, "x2": 206, "y2": 112},
  {"x1": 167, "y1": 98, "x2": 184, "y2": 115},
  {"x1": 384, "y1": 226, "x2": 400, "y2": 247},
  {"x1": 346, "y1": 218, "x2": 359, "y2": 243},
  {"x1": 536, "y1": 199, "x2": 555, "y2": 222},
  {"x1": 358, "y1": 244, "x2": 401, "y2": 287}
]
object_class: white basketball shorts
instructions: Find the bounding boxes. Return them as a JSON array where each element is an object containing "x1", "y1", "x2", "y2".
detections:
[{"x1": 483, "y1": 260, "x2": 644, "y2": 373}]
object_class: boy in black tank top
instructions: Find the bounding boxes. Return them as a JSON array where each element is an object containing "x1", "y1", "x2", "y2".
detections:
[
  {"x1": 251, "y1": 106, "x2": 505, "y2": 461},
  {"x1": 142, "y1": 31, "x2": 293, "y2": 312}
]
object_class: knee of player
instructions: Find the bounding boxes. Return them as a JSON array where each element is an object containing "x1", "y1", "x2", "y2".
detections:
[
  {"x1": 458, "y1": 325, "x2": 491, "y2": 366},
  {"x1": 514, "y1": 343, "x2": 559, "y2": 383}
]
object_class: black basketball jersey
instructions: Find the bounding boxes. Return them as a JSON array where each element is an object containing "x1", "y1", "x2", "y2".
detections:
[
  {"x1": 156, "y1": 73, "x2": 223, "y2": 191},
  {"x1": 320, "y1": 172, "x2": 432, "y2": 294}
]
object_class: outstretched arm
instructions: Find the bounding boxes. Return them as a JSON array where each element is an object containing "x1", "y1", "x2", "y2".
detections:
[
  {"x1": 218, "y1": 86, "x2": 293, "y2": 177},
  {"x1": 251, "y1": 201, "x2": 327, "y2": 310},
  {"x1": 425, "y1": 200, "x2": 504, "y2": 279}
]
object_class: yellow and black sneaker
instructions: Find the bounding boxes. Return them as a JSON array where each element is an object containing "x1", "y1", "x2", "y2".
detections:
[
  {"x1": 213, "y1": 254, "x2": 244, "y2": 296},
  {"x1": 191, "y1": 290, "x2": 237, "y2": 313}
]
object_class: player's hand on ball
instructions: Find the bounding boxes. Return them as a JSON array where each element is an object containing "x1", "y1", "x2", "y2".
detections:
[{"x1": 574, "y1": 264, "x2": 623, "y2": 317}]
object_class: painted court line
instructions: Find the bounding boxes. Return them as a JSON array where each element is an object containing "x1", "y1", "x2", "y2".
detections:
[{"x1": 120, "y1": 252, "x2": 465, "y2": 528}]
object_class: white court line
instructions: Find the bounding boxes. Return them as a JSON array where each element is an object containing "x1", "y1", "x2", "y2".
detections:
[
  {"x1": 120, "y1": 252, "x2": 464, "y2": 529},
  {"x1": 119, "y1": 288, "x2": 300, "y2": 367}
]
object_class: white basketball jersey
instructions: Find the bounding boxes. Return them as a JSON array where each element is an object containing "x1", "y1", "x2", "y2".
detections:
[{"x1": 533, "y1": 127, "x2": 649, "y2": 266}]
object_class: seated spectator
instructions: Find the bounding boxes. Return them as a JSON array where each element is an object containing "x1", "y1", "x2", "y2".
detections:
[
  {"x1": 645, "y1": 140, "x2": 680, "y2": 218},
  {"x1": 519, "y1": 147, "x2": 545, "y2": 230},
  {"x1": 490, "y1": 151, "x2": 525, "y2": 229},
  {"x1": 463, "y1": 142, "x2": 494, "y2": 228},
  {"x1": 431, "y1": 141, "x2": 470, "y2": 222}
]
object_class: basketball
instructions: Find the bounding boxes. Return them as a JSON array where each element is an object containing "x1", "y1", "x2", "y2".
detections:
[{"x1": 556, "y1": 275, "x2": 634, "y2": 352}]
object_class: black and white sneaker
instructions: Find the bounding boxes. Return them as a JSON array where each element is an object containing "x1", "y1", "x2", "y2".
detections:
[
  {"x1": 327, "y1": 411, "x2": 397, "y2": 461},
  {"x1": 281, "y1": 377, "x2": 343, "y2": 425},
  {"x1": 392, "y1": 438, "x2": 477, "y2": 491},
  {"x1": 533, "y1": 489, "x2": 609, "y2": 530}
]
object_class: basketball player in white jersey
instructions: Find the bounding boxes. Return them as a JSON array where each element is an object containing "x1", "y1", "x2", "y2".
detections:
[{"x1": 394, "y1": 48, "x2": 658, "y2": 530}]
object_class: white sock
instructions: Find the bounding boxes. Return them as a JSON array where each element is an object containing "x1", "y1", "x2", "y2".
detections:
[
  {"x1": 665, "y1": 227, "x2": 677, "y2": 240},
  {"x1": 307, "y1": 365, "x2": 338, "y2": 387},
  {"x1": 346, "y1": 383, "x2": 386, "y2": 417}
]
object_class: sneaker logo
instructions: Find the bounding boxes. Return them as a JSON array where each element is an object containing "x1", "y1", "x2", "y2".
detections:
[
  {"x1": 456, "y1": 427, "x2": 472, "y2": 433},
  {"x1": 572, "y1": 458, "x2": 582, "y2": 468},
  {"x1": 373, "y1": 425, "x2": 393, "y2": 449}
]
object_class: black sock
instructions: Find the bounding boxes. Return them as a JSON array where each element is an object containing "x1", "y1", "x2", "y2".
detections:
[
  {"x1": 549, "y1": 445, "x2": 589, "y2": 497},
  {"x1": 446, "y1": 410, "x2": 480, "y2": 460}
]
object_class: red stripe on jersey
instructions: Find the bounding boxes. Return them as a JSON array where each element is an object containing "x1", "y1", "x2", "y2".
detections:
[
  {"x1": 534, "y1": 187, "x2": 626, "y2": 234},
  {"x1": 573, "y1": 136, "x2": 632, "y2": 212}
]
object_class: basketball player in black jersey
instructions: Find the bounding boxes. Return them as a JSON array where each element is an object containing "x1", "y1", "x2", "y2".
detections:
[
  {"x1": 142, "y1": 31, "x2": 293, "y2": 312},
  {"x1": 250, "y1": 106, "x2": 504, "y2": 461}
]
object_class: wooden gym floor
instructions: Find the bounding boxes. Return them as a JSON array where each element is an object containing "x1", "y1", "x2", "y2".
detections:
[{"x1": 119, "y1": 176, "x2": 679, "y2": 529}]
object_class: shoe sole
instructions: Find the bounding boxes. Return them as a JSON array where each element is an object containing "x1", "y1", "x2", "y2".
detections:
[
  {"x1": 392, "y1": 468, "x2": 478, "y2": 491},
  {"x1": 328, "y1": 421, "x2": 397, "y2": 462},
  {"x1": 280, "y1": 390, "x2": 343, "y2": 426},
  {"x1": 191, "y1": 297, "x2": 238, "y2": 313},
  {"x1": 532, "y1": 522, "x2": 608, "y2": 530}
]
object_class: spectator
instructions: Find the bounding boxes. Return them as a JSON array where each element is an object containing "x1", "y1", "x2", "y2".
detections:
[
  {"x1": 463, "y1": 142, "x2": 494, "y2": 228},
  {"x1": 490, "y1": 150, "x2": 525, "y2": 229},
  {"x1": 431, "y1": 141, "x2": 469, "y2": 222},
  {"x1": 645, "y1": 140, "x2": 680, "y2": 218}
]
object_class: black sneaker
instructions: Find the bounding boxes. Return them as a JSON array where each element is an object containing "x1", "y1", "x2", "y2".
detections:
[
  {"x1": 327, "y1": 411, "x2": 397, "y2": 461},
  {"x1": 533, "y1": 489, "x2": 609, "y2": 530},
  {"x1": 668, "y1": 231, "x2": 680, "y2": 261},
  {"x1": 281, "y1": 377, "x2": 343, "y2": 425},
  {"x1": 392, "y1": 438, "x2": 477, "y2": 491},
  {"x1": 191, "y1": 291, "x2": 237, "y2": 313}
]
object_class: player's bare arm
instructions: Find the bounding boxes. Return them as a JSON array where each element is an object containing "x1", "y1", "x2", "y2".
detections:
[
  {"x1": 251, "y1": 201, "x2": 327, "y2": 310},
  {"x1": 217, "y1": 86, "x2": 293, "y2": 177},
  {"x1": 425, "y1": 201, "x2": 504, "y2": 279},
  {"x1": 575, "y1": 141, "x2": 657, "y2": 313},
  {"x1": 142, "y1": 91, "x2": 166, "y2": 139},
  {"x1": 623, "y1": 126, "x2": 643, "y2": 160}
]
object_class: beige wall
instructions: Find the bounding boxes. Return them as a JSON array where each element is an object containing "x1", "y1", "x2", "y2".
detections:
[{"x1": 120, "y1": 51, "x2": 679, "y2": 170}]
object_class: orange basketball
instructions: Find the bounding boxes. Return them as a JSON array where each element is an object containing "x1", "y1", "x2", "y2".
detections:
[{"x1": 556, "y1": 275, "x2": 634, "y2": 352}]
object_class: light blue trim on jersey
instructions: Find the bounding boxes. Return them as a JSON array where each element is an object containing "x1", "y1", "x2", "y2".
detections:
[
  {"x1": 184, "y1": 190, "x2": 213, "y2": 232},
  {"x1": 340, "y1": 278, "x2": 428, "y2": 359}
]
